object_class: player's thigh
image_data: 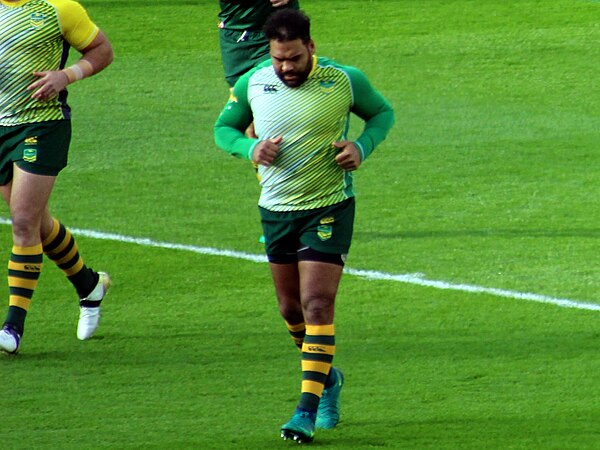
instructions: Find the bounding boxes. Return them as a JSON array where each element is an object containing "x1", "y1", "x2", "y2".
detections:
[
  {"x1": 10, "y1": 165, "x2": 56, "y2": 221},
  {"x1": 269, "y1": 262, "x2": 303, "y2": 320},
  {"x1": 298, "y1": 260, "x2": 342, "y2": 324}
]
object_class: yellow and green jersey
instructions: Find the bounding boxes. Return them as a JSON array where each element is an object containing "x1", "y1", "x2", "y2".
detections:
[
  {"x1": 214, "y1": 56, "x2": 395, "y2": 212},
  {"x1": 0, "y1": 0, "x2": 99, "y2": 125}
]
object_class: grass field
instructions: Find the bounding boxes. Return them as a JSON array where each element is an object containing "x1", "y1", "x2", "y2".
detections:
[{"x1": 2, "y1": 0, "x2": 600, "y2": 448}]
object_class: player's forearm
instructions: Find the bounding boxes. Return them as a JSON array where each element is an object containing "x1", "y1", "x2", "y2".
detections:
[
  {"x1": 214, "y1": 122, "x2": 257, "y2": 160},
  {"x1": 355, "y1": 105, "x2": 395, "y2": 161},
  {"x1": 63, "y1": 31, "x2": 113, "y2": 83}
]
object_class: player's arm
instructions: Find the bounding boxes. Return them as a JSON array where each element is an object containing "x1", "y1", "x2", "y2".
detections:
[
  {"x1": 346, "y1": 66, "x2": 395, "y2": 162},
  {"x1": 64, "y1": 31, "x2": 114, "y2": 82},
  {"x1": 214, "y1": 76, "x2": 258, "y2": 161},
  {"x1": 28, "y1": 1, "x2": 113, "y2": 101}
]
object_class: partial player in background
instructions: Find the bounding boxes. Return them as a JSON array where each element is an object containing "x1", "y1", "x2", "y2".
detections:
[
  {"x1": 0, "y1": 0, "x2": 114, "y2": 354},
  {"x1": 218, "y1": 0, "x2": 300, "y2": 243},
  {"x1": 214, "y1": 9, "x2": 395, "y2": 444},
  {"x1": 219, "y1": 0, "x2": 300, "y2": 91}
]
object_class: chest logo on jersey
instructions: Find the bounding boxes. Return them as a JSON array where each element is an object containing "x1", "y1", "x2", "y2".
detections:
[
  {"x1": 263, "y1": 84, "x2": 278, "y2": 93},
  {"x1": 319, "y1": 80, "x2": 336, "y2": 94},
  {"x1": 30, "y1": 12, "x2": 46, "y2": 29}
]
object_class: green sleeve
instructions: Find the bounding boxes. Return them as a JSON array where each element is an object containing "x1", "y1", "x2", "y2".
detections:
[
  {"x1": 214, "y1": 73, "x2": 258, "y2": 161},
  {"x1": 347, "y1": 67, "x2": 395, "y2": 161}
]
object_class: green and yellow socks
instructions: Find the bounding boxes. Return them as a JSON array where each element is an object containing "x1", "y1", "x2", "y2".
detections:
[
  {"x1": 42, "y1": 218, "x2": 97, "y2": 298},
  {"x1": 297, "y1": 324, "x2": 336, "y2": 413},
  {"x1": 4, "y1": 219, "x2": 98, "y2": 336},
  {"x1": 286, "y1": 320, "x2": 306, "y2": 350},
  {"x1": 5, "y1": 244, "x2": 43, "y2": 335}
]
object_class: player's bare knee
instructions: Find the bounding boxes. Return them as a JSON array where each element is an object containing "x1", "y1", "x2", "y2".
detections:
[
  {"x1": 302, "y1": 296, "x2": 334, "y2": 324},
  {"x1": 10, "y1": 213, "x2": 41, "y2": 241}
]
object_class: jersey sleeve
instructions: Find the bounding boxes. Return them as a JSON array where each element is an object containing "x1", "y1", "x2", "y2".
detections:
[
  {"x1": 346, "y1": 66, "x2": 395, "y2": 161},
  {"x1": 53, "y1": 0, "x2": 99, "y2": 50},
  {"x1": 214, "y1": 73, "x2": 258, "y2": 161}
]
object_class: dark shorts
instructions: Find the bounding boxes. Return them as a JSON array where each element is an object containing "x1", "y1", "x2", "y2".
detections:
[
  {"x1": 0, "y1": 120, "x2": 71, "y2": 185},
  {"x1": 259, "y1": 198, "x2": 355, "y2": 264},
  {"x1": 220, "y1": 28, "x2": 271, "y2": 87}
]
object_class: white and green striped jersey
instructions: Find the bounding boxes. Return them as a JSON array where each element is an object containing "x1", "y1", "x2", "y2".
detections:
[
  {"x1": 215, "y1": 55, "x2": 395, "y2": 212},
  {"x1": 0, "y1": 0, "x2": 99, "y2": 125}
]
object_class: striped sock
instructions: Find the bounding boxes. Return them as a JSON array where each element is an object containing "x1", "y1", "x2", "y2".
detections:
[
  {"x1": 5, "y1": 244, "x2": 43, "y2": 335},
  {"x1": 285, "y1": 320, "x2": 306, "y2": 350},
  {"x1": 42, "y1": 218, "x2": 97, "y2": 299},
  {"x1": 297, "y1": 324, "x2": 336, "y2": 412}
]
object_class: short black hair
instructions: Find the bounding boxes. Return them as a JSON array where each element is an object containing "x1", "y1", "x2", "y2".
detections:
[{"x1": 263, "y1": 9, "x2": 311, "y2": 44}]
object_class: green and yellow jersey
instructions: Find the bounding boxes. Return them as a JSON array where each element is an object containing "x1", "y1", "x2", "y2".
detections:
[
  {"x1": 218, "y1": 0, "x2": 300, "y2": 31},
  {"x1": 0, "y1": 0, "x2": 99, "y2": 125},
  {"x1": 214, "y1": 56, "x2": 395, "y2": 212}
]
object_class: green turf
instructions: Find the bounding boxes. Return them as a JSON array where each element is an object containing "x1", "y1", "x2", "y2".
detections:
[{"x1": 1, "y1": 0, "x2": 600, "y2": 448}]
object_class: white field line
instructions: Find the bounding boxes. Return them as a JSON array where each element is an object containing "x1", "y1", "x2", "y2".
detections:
[{"x1": 1, "y1": 217, "x2": 599, "y2": 312}]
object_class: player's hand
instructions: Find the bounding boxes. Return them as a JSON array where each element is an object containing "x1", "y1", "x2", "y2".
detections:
[
  {"x1": 27, "y1": 70, "x2": 69, "y2": 101},
  {"x1": 333, "y1": 140, "x2": 362, "y2": 171},
  {"x1": 271, "y1": 0, "x2": 291, "y2": 6},
  {"x1": 253, "y1": 136, "x2": 282, "y2": 167}
]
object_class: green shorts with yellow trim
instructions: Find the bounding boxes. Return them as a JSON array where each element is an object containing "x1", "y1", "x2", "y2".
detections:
[
  {"x1": 259, "y1": 198, "x2": 355, "y2": 263},
  {"x1": 220, "y1": 28, "x2": 271, "y2": 87},
  {"x1": 0, "y1": 120, "x2": 71, "y2": 185}
]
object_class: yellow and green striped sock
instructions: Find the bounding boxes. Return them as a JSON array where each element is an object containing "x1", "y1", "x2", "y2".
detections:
[
  {"x1": 5, "y1": 244, "x2": 43, "y2": 334},
  {"x1": 297, "y1": 324, "x2": 336, "y2": 412},
  {"x1": 42, "y1": 218, "x2": 96, "y2": 298},
  {"x1": 285, "y1": 320, "x2": 306, "y2": 350}
]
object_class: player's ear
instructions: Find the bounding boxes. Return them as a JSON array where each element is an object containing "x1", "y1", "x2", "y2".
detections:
[{"x1": 308, "y1": 40, "x2": 316, "y2": 55}]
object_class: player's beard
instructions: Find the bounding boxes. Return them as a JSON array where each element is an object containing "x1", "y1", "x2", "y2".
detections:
[{"x1": 276, "y1": 50, "x2": 313, "y2": 88}]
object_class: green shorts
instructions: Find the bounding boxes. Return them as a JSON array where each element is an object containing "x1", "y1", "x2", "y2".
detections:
[
  {"x1": 259, "y1": 198, "x2": 355, "y2": 264},
  {"x1": 219, "y1": 28, "x2": 271, "y2": 87},
  {"x1": 0, "y1": 120, "x2": 71, "y2": 185}
]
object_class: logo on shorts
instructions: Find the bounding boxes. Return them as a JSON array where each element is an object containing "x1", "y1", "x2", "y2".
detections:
[
  {"x1": 23, "y1": 136, "x2": 38, "y2": 162},
  {"x1": 317, "y1": 225, "x2": 332, "y2": 241},
  {"x1": 23, "y1": 148, "x2": 37, "y2": 163},
  {"x1": 30, "y1": 13, "x2": 45, "y2": 28},
  {"x1": 320, "y1": 216, "x2": 335, "y2": 225}
]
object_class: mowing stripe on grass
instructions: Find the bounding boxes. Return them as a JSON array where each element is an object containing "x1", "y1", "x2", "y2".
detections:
[{"x1": 1, "y1": 217, "x2": 599, "y2": 312}]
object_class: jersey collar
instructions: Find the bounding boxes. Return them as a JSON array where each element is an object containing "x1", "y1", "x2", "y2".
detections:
[{"x1": 307, "y1": 55, "x2": 318, "y2": 79}]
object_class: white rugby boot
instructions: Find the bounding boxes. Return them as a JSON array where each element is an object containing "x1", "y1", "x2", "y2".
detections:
[{"x1": 77, "y1": 272, "x2": 111, "y2": 340}]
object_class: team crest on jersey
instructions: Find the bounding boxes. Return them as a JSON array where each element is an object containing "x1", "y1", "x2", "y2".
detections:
[
  {"x1": 317, "y1": 225, "x2": 332, "y2": 241},
  {"x1": 319, "y1": 80, "x2": 336, "y2": 94},
  {"x1": 30, "y1": 13, "x2": 45, "y2": 28}
]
